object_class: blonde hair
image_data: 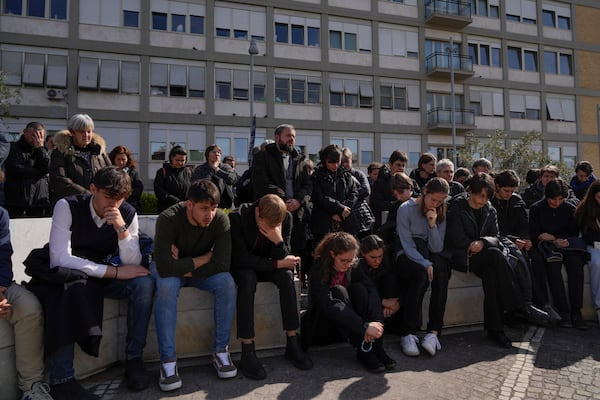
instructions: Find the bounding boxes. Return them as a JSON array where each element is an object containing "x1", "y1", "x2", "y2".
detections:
[{"x1": 258, "y1": 194, "x2": 287, "y2": 227}]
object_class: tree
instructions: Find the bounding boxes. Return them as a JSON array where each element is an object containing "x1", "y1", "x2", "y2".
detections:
[
  {"x1": 0, "y1": 71, "x2": 21, "y2": 118},
  {"x1": 460, "y1": 130, "x2": 571, "y2": 186}
]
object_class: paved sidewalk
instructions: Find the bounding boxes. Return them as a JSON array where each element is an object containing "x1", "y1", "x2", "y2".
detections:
[{"x1": 83, "y1": 322, "x2": 600, "y2": 399}]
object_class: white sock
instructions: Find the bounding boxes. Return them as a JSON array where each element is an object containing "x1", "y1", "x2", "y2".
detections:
[{"x1": 162, "y1": 361, "x2": 176, "y2": 376}]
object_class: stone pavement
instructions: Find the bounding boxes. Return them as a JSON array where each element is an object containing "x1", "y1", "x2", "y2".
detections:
[{"x1": 82, "y1": 322, "x2": 600, "y2": 400}]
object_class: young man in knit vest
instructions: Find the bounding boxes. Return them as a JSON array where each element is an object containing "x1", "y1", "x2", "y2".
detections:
[
  {"x1": 40, "y1": 166, "x2": 154, "y2": 399},
  {"x1": 152, "y1": 179, "x2": 237, "y2": 391}
]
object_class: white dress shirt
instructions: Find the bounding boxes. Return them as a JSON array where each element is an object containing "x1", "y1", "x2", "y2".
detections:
[{"x1": 49, "y1": 197, "x2": 141, "y2": 278}]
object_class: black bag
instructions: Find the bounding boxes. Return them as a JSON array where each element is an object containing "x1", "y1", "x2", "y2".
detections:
[{"x1": 24, "y1": 244, "x2": 88, "y2": 284}]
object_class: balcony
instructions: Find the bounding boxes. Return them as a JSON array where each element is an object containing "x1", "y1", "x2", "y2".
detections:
[
  {"x1": 425, "y1": 0, "x2": 473, "y2": 28},
  {"x1": 425, "y1": 52, "x2": 474, "y2": 80},
  {"x1": 427, "y1": 108, "x2": 476, "y2": 132}
]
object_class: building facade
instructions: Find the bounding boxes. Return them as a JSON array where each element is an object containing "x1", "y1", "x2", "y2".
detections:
[{"x1": 1, "y1": 0, "x2": 600, "y2": 182}]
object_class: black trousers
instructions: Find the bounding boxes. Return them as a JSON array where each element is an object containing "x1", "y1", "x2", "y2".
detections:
[
  {"x1": 545, "y1": 253, "x2": 585, "y2": 316},
  {"x1": 528, "y1": 247, "x2": 551, "y2": 305},
  {"x1": 397, "y1": 253, "x2": 451, "y2": 335},
  {"x1": 327, "y1": 283, "x2": 373, "y2": 346},
  {"x1": 469, "y1": 247, "x2": 521, "y2": 332},
  {"x1": 233, "y1": 268, "x2": 299, "y2": 339}
]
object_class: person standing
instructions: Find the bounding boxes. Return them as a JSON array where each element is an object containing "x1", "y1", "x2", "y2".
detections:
[
  {"x1": 49, "y1": 114, "x2": 111, "y2": 206},
  {"x1": 0, "y1": 206, "x2": 53, "y2": 399},
  {"x1": 192, "y1": 145, "x2": 238, "y2": 210},
  {"x1": 153, "y1": 146, "x2": 193, "y2": 214},
  {"x1": 109, "y1": 146, "x2": 144, "y2": 213},
  {"x1": 5, "y1": 121, "x2": 51, "y2": 217},
  {"x1": 152, "y1": 179, "x2": 237, "y2": 391},
  {"x1": 250, "y1": 124, "x2": 313, "y2": 265},
  {"x1": 229, "y1": 194, "x2": 312, "y2": 380}
]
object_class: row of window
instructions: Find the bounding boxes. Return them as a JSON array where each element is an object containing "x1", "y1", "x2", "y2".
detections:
[{"x1": 3, "y1": 0, "x2": 573, "y2": 32}]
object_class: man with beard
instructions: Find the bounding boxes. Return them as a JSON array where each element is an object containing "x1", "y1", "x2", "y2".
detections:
[{"x1": 250, "y1": 125, "x2": 312, "y2": 265}]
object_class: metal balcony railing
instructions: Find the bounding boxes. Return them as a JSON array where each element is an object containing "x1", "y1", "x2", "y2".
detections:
[
  {"x1": 427, "y1": 108, "x2": 475, "y2": 127},
  {"x1": 425, "y1": 0, "x2": 472, "y2": 19},
  {"x1": 425, "y1": 52, "x2": 474, "y2": 74}
]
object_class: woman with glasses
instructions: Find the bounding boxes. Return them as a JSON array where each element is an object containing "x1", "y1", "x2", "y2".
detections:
[
  {"x1": 310, "y1": 145, "x2": 358, "y2": 245},
  {"x1": 396, "y1": 177, "x2": 451, "y2": 357},
  {"x1": 305, "y1": 232, "x2": 393, "y2": 372}
]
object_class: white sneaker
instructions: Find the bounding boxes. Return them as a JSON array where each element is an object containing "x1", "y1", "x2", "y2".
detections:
[
  {"x1": 213, "y1": 346, "x2": 238, "y2": 379},
  {"x1": 421, "y1": 332, "x2": 441, "y2": 356},
  {"x1": 159, "y1": 362, "x2": 182, "y2": 392},
  {"x1": 400, "y1": 334, "x2": 420, "y2": 357},
  {"x1": 21, "y1": 382, "x2": 52, "y2": 400}
]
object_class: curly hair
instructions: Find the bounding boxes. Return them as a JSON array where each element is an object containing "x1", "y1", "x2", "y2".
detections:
[{"x1": 313, "y1": 232, "x2": 359, "y2": 285}]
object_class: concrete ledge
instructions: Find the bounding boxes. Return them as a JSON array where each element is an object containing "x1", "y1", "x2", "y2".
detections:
[{"x1": 1, "y1": 216, "x2": 597, "y2": 398}]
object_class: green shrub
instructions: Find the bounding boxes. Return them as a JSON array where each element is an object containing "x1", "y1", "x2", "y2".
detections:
[{"x1": 140, "y1": 192, "x2": 157, "y2": 215}]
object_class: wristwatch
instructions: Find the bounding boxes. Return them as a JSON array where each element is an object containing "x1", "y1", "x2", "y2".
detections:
[{"x1": 116, "y1": 223, "x2": 129, "y2": 234}]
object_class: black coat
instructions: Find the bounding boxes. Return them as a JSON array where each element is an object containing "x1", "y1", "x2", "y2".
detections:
[
  {"x1": 310, "y1": 166, "x2": 357, "y2": 236},
  {"x1": 491, "y1": 193, "x2": 529, "y2": 241},
  {"x1": 370, "y1": 164, "x2": 421, "y2": 228},
  {"x1": 192, "y1": 162, "x2": 238, "y2": 209},
  {"x1": 445, "y1": 193, "x2": 500, "y2": 270},
  {"x1": 153, "y1": 163, "x2": 193, "y2": 213},
  {"x1": 229, "y1": 202, "x2": 292, "y2": 271},
  {"x1": 4, "y1": 135, "x2": 50, "y2": 211},
  {"x1": 251, "y1": 143, "x2": 312, "y2": 220}
]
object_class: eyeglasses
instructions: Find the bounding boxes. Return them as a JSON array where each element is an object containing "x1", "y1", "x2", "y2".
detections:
[{"x1": 338, "y1": 256, "x2": 359, "y2": 266}]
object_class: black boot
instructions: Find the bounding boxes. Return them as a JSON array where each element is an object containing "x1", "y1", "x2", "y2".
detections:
[
  {"x1": 372, "y1": 339, "x2": 395, "y2": 370},
  {"x1": 356, "y1": 344, "x2": 385, "y2": 373},
  {"x1": 239, "y1": 342, "x2": 267, "y2": 380},
  {"x1": 50, "y1": 379, "x2": 100, "y2": 400},
  {"x1": 285, "y1": 335, "x2": 314, "y2": 370}
]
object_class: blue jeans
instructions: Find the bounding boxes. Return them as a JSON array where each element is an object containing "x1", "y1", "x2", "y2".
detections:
[
  {"x1": 151, "y1": 262, "x2": 236, "y2": 362},
  {"x1": 588, "y1": 246, "x2": 600, "y2": 310},
  {"x1": 48, "y1": 274, "x2": 155, "y2": 384}
]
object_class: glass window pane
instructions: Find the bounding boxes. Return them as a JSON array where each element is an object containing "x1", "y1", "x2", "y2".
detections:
[
  {"x1": 291, "y1": 25, "x2": 304, "y2": 45},
  {"x1": 216, "y1": 82, "x2": 231, "y2": 99},
  {"x1": 216, "y1": 28, "x2": 230, "y2": 37},
  {"x1": 291, "y1": 79, "x2": 305, "y2": 103},
  {"x1": 542, "y1": 10, "x2": 555, "y2": 27},
  {"x1": 479, "y1": 45, "x2": 489, "y2": 66},
  {"x1": 5, "y1": 0, "x2": 22, "y2": 14},
  {"x1": 307, "y1": 82, "x2": 320, "y2": 104},
  {"x1": 234, "y1": 138, "x2": 248, "y2": 163},
  {"x1": 50, "y1": 0, "x2": 66, "y2": 19},
  {"x1": 526, "y1": 109, "x2": 540, "y2": 120},
  {"x1": 544, "y1": 51, "x2": 557, "y2": 74},
  {"x1": 559, "y1": 54, "x2": 572, "y2": 75},
  {"x1": 28, "y1": 0, "x2": 44, "y2": 17},
  {"x1": 308, "y1": 27, "x2": 319, "y2": 46},
  {"x1": 329, "y1": 31, "x2": 342, "y2": 49},
  {"x1": 524, "y1": 50, "x2": 537, "y2": 72},
  {"x1": 275, "y1": 78, "x2": 289, "y2": 103},
  {"x1": 477, "y1": 0, "x2": 487, "y2": 17},
  {"x1": 151, "y1": 142, "x2": 167, "y2": 160},
  {"x1": 380, "y1": 85, "x2": 392, "y2": 109},
  {"x1": 468, "y1": 43, "x2": 478, "y2": 65},
  {"x1": 491, "y1": 47, "x2": 501, "y2": 67},
  {"x1": 557, "y1": 16, "x2": 570, "y2": 30},
  {"x1": 172, "y1": 14, "x2": 185, "y2": 32},
  {"x1": 123, "y1": 10, "x2": 139, "y2": 27},
  {"x1": 346, "y1": 139, "x2": 358, "y2": 161},
  {"x1": 275, "y1": 23, "x2": 288, "y2": 43},
  {"x1": 216, "y1": 138, "x2": 230, "y2": 156},
  {"x1": 508, "y1": 47, "x2": 521, "y2": 69},
  {"x1": 361, "y1": 150, "x2": 373, "y2": 165},
  {"x1": 190, "y1": 16, "x2": 204, "y2": 34},
  {"x1": 548, "y1": 147, "x2": 560, "y2": 161},
  {"x1": 152, "y1": 12, "x2": 167, "y2": 30},
  {"x1": 330, "y1": 92, "x2": 343, "y2": 106},
  {"x1": 489, "y1": 5, "x2": 499, "y2": 18},
  {"x1": 344, "y1": 32, "x2": 357, "y2": 51},
  {"x1": 234, "y1": 30, "x2": 248, "y2": 39}
]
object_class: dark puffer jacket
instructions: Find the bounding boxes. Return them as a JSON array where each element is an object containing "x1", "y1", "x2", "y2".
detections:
[
  {"x1": 490, "y1": 193, "x2": 529, "y2": 241},
  {"x1": 192, "y1": 162, "x2": 238, "y2": 209},
  {"x1": 154, "y1": 163, "x2": 193, "y2": 213},
  {"x1": 310, "y1": 166, "x2": 357, "y2": 236},
  {"x1": 4, "y1": 135, "x2": 50, "y2": 211},
  {"x1": 50, "y1": 131, "x2": 111, "y2": 205}
]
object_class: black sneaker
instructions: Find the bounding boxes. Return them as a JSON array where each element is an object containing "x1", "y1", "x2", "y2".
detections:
[
  {"x1": 373, "y1": 340, "x2": 396, "y2": 369},
  {"x1": 356, "y1": 346, "x2": 385, "y2": 373},
  {"x1": 125, "y1": 357, "x2": 149, "y2": 392},
  {"x1": 571, "y1": 312, "x2": 589, "y2": 330},
  {"x1": 515, "y1": 304, "x2": 551, "y2": 327},
  {"x1": 542, "y1": 304, "x2": 562, "y2": 325},
  {"x1": 50, "y1": 379, "x2": 100, "y2": 400}
]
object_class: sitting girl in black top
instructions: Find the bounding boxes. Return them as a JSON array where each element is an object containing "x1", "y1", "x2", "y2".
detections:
[{"x1": 305, "y1": 232, "x2": 394, "y2": 372}]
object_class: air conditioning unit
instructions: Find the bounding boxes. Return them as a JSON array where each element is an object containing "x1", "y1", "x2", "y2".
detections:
[{"x1": 47, "y1": 89, "x2": 65, "y2": 100}]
